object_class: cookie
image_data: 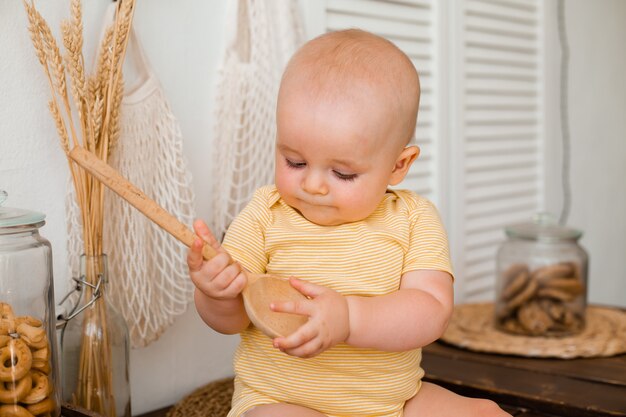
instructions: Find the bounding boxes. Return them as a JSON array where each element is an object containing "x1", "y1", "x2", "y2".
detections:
[
  {"x1": 506, "y1": 276, "x2": 538, "y2": 311},
  {"x1": 537, "y1": 287, "x2": 577, "y2": 302},
  {"x1": 502, "y1": 269, "x2": 530, "y2": 300},
  {"x1": 541, "y1": 277, "x2": 584, "y2": 296},
  {"x1": 532, "y1": 262, "x2": 575, "y2": 283},
  {"x1": 517, "y1": 301, "x2": 554, "y2": 335}
]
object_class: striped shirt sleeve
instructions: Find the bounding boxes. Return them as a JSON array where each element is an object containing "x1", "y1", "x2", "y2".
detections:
[
  {"x1": 222, "y1": 188, "x2": 272, "y2": 274},
  {"x1": 402, "y1": 196, "x2": 454, "y2": 278}
]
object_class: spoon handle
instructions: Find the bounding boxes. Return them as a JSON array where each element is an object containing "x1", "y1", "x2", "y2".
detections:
[{"x1": 69, "y1": 146, "x2": 217, "y2": 261}]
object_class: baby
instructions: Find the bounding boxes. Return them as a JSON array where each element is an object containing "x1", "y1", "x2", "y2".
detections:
[{"x1": 188, "y1": 29, "x2": 510, "y2": 417}]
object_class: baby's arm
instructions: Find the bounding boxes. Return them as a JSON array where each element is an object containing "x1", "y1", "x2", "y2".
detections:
[
  {"x1": 272, "y1": 270, "x2": 452, "y2": 356},
  {"x1": 346, "y1": 269, "x2": 453, "y2": 351},
  {"x1": 345, "y1": 197, "x2": 455, "y2": 351},
  {"x1": 187, "y1": 220, "x2": 250, "y2": 334}
]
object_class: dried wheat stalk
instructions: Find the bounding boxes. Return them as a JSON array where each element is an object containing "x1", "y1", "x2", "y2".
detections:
[{"x1": 23, "y1": 0, "x2": 136, "y2": 415}]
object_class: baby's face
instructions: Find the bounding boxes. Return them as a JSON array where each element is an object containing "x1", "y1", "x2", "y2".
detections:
[{"x1": 275, "y1": 84, "x2": 405, "y2": 226}]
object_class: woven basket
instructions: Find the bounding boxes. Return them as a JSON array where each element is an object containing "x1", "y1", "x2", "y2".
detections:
[{"x1": 167, "y1": 378, "x2": 234, "y2": 417}]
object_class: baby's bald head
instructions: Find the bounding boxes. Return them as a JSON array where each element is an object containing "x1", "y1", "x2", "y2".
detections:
[{"x1": 278, "y1": 29, "x2": 420, "y2": 147}]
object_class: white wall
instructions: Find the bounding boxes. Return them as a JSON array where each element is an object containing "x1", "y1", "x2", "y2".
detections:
[
  {"x1": 543, "y1": 0, "x2": 626, "y2": 308},
  {"x1": 1, "y1": 1, "x2": 624, "y2": 416}
]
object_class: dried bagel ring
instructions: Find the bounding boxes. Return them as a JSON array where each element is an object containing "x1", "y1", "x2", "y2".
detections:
[
  {"x1": 29, "y1": 361, "x2": 49, "y2": 376},
  {"x1": 0, "y1": 305, "x2": 15, "y2": 337},
  {"x1": 0, "y1": 340, "x2": 32, "y2": 382},
  {"x1": 13, "y1": 318, "x2": 41, "y2": 329},
  {"x1": 0, "y1": 338, "x2": 10, "y2": 350},
  {"x1": 0, "y1": 404, "x2": 34, "y2": 417},
  {"x1": 0, "y1": 305, "x2": 14, "y2": 322},
  {"x1": 30, "y1": 348, "x2": 48, "y2": 363},
  {"x1": 30, "y1": 348, "x2": 48, "y2": 376},
  {"x1": 15, "y1": 325, "x2": 46, "y2": 351},
  {"x1": 0, "y1": 323, "x2": 13, "y2": 338},
  {"x1": 0, "y1": 373, "x2": 32, "y2": 404},
  {"x1": 29, "y1": 347, "x2": 49, "y2": 375},
  {"x1": 20, "y1": 371, "x2": 49, "y2": 405},
  {"x1": 26, "y1": 398, "x2": 55, "y2": 416}
]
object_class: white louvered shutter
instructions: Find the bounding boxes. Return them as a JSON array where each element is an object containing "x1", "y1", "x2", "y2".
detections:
[
  {"x1": 300, "y1": 0, "x2": 545, "y2": 302},
  {"x1": 449, "y1": 0, "x2": 544, "y2": 302},
  {"x1": 303, "y1": 0, "x2": 441, "y2": 205}
]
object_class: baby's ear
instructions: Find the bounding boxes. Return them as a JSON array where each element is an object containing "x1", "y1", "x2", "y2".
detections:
[{"x1": 389, "y1": 146, "x2": 420, "y2": 185}]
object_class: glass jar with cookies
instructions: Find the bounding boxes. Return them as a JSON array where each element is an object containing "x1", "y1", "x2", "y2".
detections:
[
  {"x1": 0, "y1": 190, "x2": 60, "y2": 416},
  {"x1": 495, "y1": 213, "x2": 588, "y2": 337}
]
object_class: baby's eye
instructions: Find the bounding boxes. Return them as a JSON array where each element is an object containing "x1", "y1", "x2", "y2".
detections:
[
  {"x1": 285, "y1": 158, "x2": 306, "y2": 169},
  {"x1": 333, "y1": 170, "x2": 358, "y2": 181}
]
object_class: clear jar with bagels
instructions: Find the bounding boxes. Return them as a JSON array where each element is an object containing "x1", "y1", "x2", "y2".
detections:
[
  {"x1": 0, "y1": 191, "x2": 60, "y2": 417},
  {"x1": 495, "y1": 214, "x2": 588, "y2": 337}
]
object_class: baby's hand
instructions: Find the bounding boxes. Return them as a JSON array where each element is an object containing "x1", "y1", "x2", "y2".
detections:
[
  {"x1": 270, "y1": 278, "x2": 349, "y2": 358},
  {"x1": 187, "y1": 219, "x2": 247, "y2": 300}
]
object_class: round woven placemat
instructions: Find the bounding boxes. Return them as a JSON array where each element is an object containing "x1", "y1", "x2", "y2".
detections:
[
  {"x1": 441, "y1": 303, "x2": 626, "y2": 359},
  {"x1": 167, "y1": 377, "x2": 234, "y2": 417}
]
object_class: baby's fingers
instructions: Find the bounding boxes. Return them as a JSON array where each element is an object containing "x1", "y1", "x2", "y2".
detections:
[
  {"x1": 187, "y1": 238, "x2": 205, "y2": 273},
  {"x1": 193, "y1": 219, "x2": 222, "y2": 252},
  {"x1": 270, "y1": 297, "x2": 312, "y2": 317},
  {"x1": 275, "y1": 329, "x2": 325, "y2": 358},
  {"x1": 274, "y1": 323, "x2": 317, "y2": 352}
]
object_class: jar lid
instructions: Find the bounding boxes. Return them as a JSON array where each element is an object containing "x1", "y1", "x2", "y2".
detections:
[
  {"x1": 505, "y1": 213, "x2": 582, "y2": 242},
  {"x1": 0, "y1": 190, "x2": 46, "y2": 227}
]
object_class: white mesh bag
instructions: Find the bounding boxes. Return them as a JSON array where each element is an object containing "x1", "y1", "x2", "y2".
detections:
[
  {"x1": 209, "y1": 0, "x2": 304, "y2": 241},
  {"x1": 66, "y1": 22, "x2": 196, "y2": 348}
]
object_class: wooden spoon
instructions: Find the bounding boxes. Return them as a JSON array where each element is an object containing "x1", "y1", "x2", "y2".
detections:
[{"x1": 69, "y1": 146, "x2": 308, "y2": 338}]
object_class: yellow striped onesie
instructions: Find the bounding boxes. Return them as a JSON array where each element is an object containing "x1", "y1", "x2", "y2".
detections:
[{"x1": 222, "y1": 185, "x2": 453, "y2": 417}]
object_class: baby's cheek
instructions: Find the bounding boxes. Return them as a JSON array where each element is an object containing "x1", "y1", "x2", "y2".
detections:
[
  {"x1": 336, "y1": 190, "x2": 368, "y2": 218},
  {"x1": 275, "y1": 169, "x2": 295, "y2": 195},
  {"x1": 345, "y1": 187, "x2": 385, "y2": 218}
]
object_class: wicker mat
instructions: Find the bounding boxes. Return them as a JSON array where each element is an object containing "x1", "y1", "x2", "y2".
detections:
[
  {"x1": 167, "y1": 377, "x2": 234, "y2": 417},
  {"x1": 441, "y1": 303, "x2": 626, "y2": 359}
]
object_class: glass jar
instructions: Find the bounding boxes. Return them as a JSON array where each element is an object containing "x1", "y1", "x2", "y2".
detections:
[
  {"x1": 58, "y1": 254, "x2": 131, "y2": 417},
  {"x1": 495, "y1": 214, "x2": 588, "y2": 337},
  {"x1": 0, "y1": 190, "x2": 61, "y2": 416}
]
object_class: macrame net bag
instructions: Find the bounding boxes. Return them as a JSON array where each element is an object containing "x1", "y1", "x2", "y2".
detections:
[
  {"x1": 66, "y1": 30, "x2": 196, "y2": 348},
  {"x1": 209, "y1": 0, "x2": 304, "y2": 241}
]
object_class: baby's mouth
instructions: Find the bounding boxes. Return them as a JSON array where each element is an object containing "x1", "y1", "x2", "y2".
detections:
[
  {"x1": 301, "y1": 202, "x2": 332, "y2": 212},
  {"x1": 297, "y1": 196, "x2": 331, "y2": 207}
]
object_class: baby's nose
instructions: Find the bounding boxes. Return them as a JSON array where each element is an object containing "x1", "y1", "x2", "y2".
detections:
[{"x1": 302, "y1": 171, "x2": 329, "y2": 196}]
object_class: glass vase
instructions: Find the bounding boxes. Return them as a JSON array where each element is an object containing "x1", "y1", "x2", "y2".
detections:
[{"x1": 58, "y1": 254, "x2": 131, "y2": 417}]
